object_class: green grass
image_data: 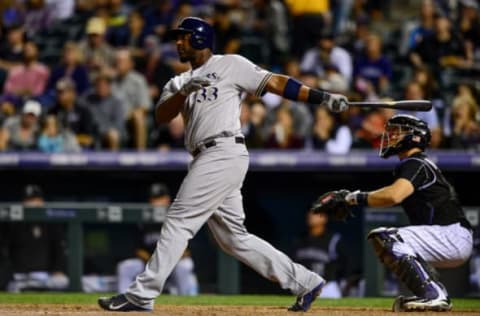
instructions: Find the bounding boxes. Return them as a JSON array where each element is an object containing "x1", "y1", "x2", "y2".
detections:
[{"x1": 0, "y1": 293, "x2": 479, "y2": 310}]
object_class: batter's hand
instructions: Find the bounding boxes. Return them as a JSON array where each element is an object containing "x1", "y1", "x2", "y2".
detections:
[
  {"x1": 323, "y1": 93, "x2": 349, "y2": 113},
  {"x1": 180, "y1": 77, "x2": 212, "y2": 96}
]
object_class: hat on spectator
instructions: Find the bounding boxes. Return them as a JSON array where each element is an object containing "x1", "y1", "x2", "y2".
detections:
[
  {"x1": 56, "y1": 77, "x2": 76, "y2": 91},
  {"x1": 22, "y1": 100, "x2": 42, "y2": 117},
  {"x1": 86, "y1": 17, "x2": 106, "y2": 35},
  {"x1": 23, "y1": 184, "x2": 43, "y2": 200},
  {"x1": 149, "y1": 183, "x2": 170, "y2": 198}
]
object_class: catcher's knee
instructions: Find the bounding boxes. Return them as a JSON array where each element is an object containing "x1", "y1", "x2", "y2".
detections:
[{"x1": 367, "y1": 227, "x2": 404, "y2": 267}]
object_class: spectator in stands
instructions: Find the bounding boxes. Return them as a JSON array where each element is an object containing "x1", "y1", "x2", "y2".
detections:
[
  {"x1": 116, "y1": 183, "x2": 198, "y2": 295},
  {"x1": 284, "y1": 0, "x2": 330, "y2": 58},
  {"x1": 111, "y1": 49, "x2": 151, "y2": 150},
  {"x1": 46, "y1": 41, "x2": 90, "y2": 97},
  {"x1": 238, "y1": 98, "x2": 264, "y2": 149},
  {"x1": 78, "y1": 16, "x2": 115, "y2": 81},
  {"x1": 0, "y1": 23, "x2": 26, "y2": 71},
  {"x1": 0, "y1": 99, "x2": 41, "y2": 151},
  {"x1": 48, "y1": 77, "x2": 96, "y2": 150},
  {"x1": 411, "y1": 65, "x2": 440, "y2": 100},
  {"x1": 37, "y1": 114, "x2": 80, "y2": 153},
  {"x1": 342, "y1": 14, "x2": 371, "y2": 60},
  {"x1": 456, "y1": 0, "x2": 480, "y2": 63},
  {"x1": 250, "y1": 0, "x2": 290, "y2": 67},
  {"x1": 291, "y1": 209, "x2": 349, "y2": 298},
  {"x1": 81, "y1": 72, "x2": 126, "y2": 150},
  {"x1": 141, "y1": 0, "x2": 174, "y2": 39},
  {"x1": 263, "y1": 68, "x2": 313, "y2": 138},
  {"x1": 106, "y1": 0, "x2": 129, "y2": 28},
  {"x1": 409, "y1": 14, "x2": 470, "y2": 79},
  {"x1": 2, "y1": 41, "x2": 50, "y2": 105},
  {"x1": 212, "y1": 3, "x2": 241, "y2": 55},
  {"x1": 283, "y1": 57, "x2": 301, "y2": 79},
  {"x1": 398, "y1": 81, "x2": 442, "y2": 148},
  {"x1": 23, "y1": 0, "x2": 56, "y2": 38},
  {"x1": 353, "y1": 33, "x2": 392, "y2": 97},
  {"x1": 300, "y1": 31, "x2": 353, "y2": 86},
  {"x1": 0, "y1": 184, "x2": 68, "y2": 292},
  {"x1": 445, "y1": 95, "x2": 480, "y2": 149},
  {"x1": 265, "y1": 104, "x2": 304, "y2": 149},
  {"x1": 400, "y1": 0, "x2": 436, "y2": 56},
  {"x1": 150, "y1": 113, "x2": 184, "y2": 150},
  {"x1": 454, "y1": 82, "x2": 480, "y2": 105},
  {"x1": 140, "y1": 37, "x2": 176, "y2": 102},
  {"x1": 45, "y1": 0, "x2": 74, "y2": 21},
  {"x1": 107, "y1": 10, "x2": 149, "y2": 62},
  {"x1": 318, "y1": 64, "x2": 349, "y2": 97},
  {"x1": 311, "y1": 106, "x2": 352, "y2": 154},
  {"x1": 352, "y1": 106, "x2": 395, "y2": 149}
]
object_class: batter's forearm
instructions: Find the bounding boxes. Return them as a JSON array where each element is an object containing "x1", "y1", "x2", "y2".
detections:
[
  {"x1": 155, "y1": 93, "x2": 186, "y2": 124},
  {"x1": 265, "y1": 74, "x2": 328, "y2": 103}
]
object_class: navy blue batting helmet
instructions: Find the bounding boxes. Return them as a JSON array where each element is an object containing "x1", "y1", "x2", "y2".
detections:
[{"x1": 166, "y1": 17, "x2": 214, "y2": 50}]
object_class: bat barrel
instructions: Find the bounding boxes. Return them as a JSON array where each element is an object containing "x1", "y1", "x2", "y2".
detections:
[{"x1": 348, "y1": 100, "x2": 432, "y2": 111}]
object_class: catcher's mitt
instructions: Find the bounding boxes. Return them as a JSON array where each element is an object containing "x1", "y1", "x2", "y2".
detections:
[{"x1": 311, "y1": 190, "x2": 353, "y2": 221}]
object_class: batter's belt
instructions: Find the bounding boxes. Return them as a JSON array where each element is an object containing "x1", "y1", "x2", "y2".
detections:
[{"x1": 191, "y1": 131, "x2": 245, "y2": 157}]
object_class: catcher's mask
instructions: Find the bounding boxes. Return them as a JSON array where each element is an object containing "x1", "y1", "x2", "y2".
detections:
[{"x1": 379, "y1": 114, "x2": 431, "y2": 158}]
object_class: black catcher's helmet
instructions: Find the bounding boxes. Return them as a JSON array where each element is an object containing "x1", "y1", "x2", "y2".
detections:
[{"x1": 379, "y1": 114, "x2": 431, "y2": 158}]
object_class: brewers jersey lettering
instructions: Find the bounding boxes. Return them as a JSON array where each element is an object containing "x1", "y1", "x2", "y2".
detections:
[{"x1": 159, "y1": 54, "x2": 272, "y2": 152}]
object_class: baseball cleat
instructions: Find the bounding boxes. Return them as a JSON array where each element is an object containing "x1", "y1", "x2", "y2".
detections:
[
  {"x1": 393, "y1": 295, "x2": 452, "y2": 312},
  {"x1": 288, "y1": 281, "x2": 325, "y2": 312},
  {"x1": 98, "y1": 294, "x2": 152, "y2": 312},
  {"x1": 392, "y1": 295, "x2": 420, "y2": 312}
]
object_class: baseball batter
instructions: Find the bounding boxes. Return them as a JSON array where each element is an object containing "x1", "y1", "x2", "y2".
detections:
[
  {"x1": 98, "y1": 17, "x2": 349, "y2": 312},
  {"x1": 312, "y1": 114, "x2": 473, "y2": 312}
]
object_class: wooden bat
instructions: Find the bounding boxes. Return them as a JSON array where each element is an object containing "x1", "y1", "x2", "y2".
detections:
[{"x1": 348, "y1": 100, "x2": 432, "y2": 111}]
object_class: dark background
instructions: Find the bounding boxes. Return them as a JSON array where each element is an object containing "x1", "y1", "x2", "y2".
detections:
[{"x1": 0, "y1": 164, "x2": 478, "y2": 295}]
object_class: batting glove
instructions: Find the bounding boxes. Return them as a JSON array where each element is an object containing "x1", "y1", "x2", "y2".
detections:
[
  {"x1": 324, "y1": 93, "x2": 349, "y2": 113},
  {"x1": 179, "y1": 77, "x2": 212, "y2": 96}
]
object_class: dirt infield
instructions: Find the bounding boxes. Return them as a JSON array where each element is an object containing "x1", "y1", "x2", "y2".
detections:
[{"x1": 0, "y1": 304, "x2": 479, "y2": 316}]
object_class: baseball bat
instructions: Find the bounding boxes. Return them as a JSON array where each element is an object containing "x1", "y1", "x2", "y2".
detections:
[{"x1": 348, "y1": 100, "x2": 432, "y2": 111}]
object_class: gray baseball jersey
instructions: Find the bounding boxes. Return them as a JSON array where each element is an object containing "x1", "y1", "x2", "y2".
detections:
[
  {"x1": 126, "y1": 54, "x2": 323, "y2": 309},
  {"x1": 158, "y1": 54, "x2": 272, "y2": 152}
]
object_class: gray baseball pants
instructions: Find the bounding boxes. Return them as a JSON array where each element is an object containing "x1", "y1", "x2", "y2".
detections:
[{"x1": 126, "y1": 137, "x2": 323, "y2": 309}]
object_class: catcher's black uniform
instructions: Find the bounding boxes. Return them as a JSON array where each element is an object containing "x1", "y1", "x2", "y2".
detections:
[{"x1": 394, "y1": 152, "x2": 471, "y2": 229}]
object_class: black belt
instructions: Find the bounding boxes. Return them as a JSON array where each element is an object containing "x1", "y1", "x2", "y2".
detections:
[{"x1": 192, "y1": 136, "x2": 245, "y2": 157}]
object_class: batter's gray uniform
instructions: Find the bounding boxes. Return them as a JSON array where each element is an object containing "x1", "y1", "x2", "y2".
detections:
[{"x1": 126, "y1": 54, "x2": 324, "y2": 309}]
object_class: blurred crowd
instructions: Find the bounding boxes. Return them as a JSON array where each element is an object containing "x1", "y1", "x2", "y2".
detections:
[{"x1": 0, "y1": 0, "x2": 479, "y2": 153}]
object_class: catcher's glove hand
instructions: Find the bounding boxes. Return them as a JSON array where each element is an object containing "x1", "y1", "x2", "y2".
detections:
[{"x1": 311, "y1": 189, "x2": 353, "y2": 221}]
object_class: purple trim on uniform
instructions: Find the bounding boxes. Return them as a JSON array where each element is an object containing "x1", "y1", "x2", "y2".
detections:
[
  {"x1": 401, "y1": 157, "x2": 437, "y2": 190},
  {"x1": 410, "y1": 257, "x2": 439, "y2": 299},
  {"x1": 428, "y1": 205, "x2": 435, "y2": 225}
]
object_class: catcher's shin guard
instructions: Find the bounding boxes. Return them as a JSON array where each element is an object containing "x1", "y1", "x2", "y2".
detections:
[{"x1": 367, "y1": 227, "x2": 442, "y2": 299}]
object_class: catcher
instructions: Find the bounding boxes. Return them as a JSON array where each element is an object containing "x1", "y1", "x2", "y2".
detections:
[{"x1": 311, "y1": 114, "x2": 473, "y2": 312}]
